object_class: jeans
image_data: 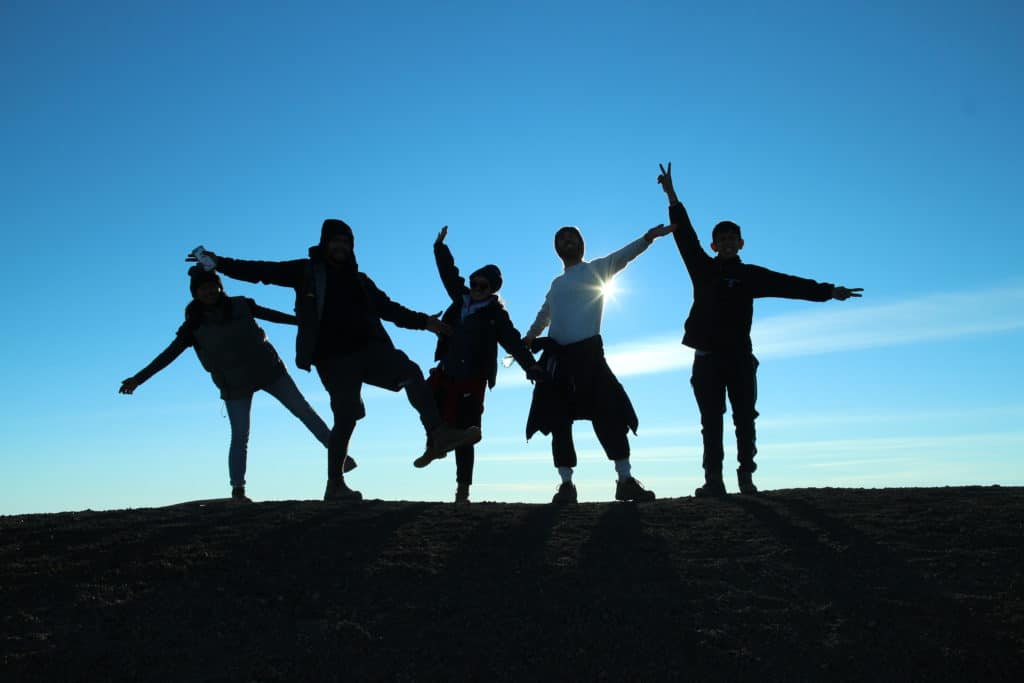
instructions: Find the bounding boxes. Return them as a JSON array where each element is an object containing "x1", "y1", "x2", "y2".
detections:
[{"x1": 224, "y1": 371, "x2": 330, "y2": 487}]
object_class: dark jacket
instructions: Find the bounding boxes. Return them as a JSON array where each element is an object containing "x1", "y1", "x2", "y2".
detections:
[
  {"x1": 669, "y1": 202, "x2": 834, "y2": 353},
  {"x1": 216, "y1": 246, "x2": 430, "y2": 371},
  {"x1": 134, "y1": 296, "x2": 292, "y2": 400},
  {"x1": 432, "y1": 243, "x2": 536, "y2": 388},
  {"x1": 525, "y1": 335, "x2": 638, "y2": 440}
]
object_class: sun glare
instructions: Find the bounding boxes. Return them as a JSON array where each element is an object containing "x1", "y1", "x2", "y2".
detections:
[{"x1": 600, "y1": 278, "x2": 618, "y2": 301}]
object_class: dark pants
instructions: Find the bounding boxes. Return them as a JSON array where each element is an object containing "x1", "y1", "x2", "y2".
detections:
[
  {"x1": 691, "y1": 351, "x2": 759, "y2": 476},
  {"x1": 427, "y1": 369, "x2": 486, "y2": 485},
  {"x1": 551, "y1": 418, "x2": 630, "y2": 468},
  {"x1": 315, "y1": 342, "x2": 440, "y2": 480}
]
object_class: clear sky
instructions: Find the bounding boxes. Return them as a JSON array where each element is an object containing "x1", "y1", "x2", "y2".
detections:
[{"x1": 2, "y1": 1, "x2": 1022, "y2": 514}]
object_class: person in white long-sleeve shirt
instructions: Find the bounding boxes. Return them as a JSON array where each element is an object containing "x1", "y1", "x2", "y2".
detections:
[{"x1": 524, "y1": 222, "x2": 675, "y2": 503}]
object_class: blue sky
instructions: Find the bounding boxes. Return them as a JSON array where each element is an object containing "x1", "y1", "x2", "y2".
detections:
[{"x1": 2, "y1": 1, "x2": 1021, "y2": 513}]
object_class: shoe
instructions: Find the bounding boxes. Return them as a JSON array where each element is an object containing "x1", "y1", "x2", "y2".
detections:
[
  {"x1": 323, "y1": 479, "x2": 362, "y2": 502},
  {"x1": 737, "y1": 470, "x2": 759, "y2": 495},
  {"x1": 343, "y1": 455, "x2": 358, "y2": 473},
  {"x1": 413, "y1": 446, "x2": 447, "y2": 468},
  {"x1": 430, "y1": 425, "x2": 482, "y2": 454},
  {"x1": 231, "y1": 487, "x2": 252, "y2": 503},
  {"x1": 551, "y1": 482, "x2": 578, "y2": 504},
  {"x1": 615, "y1": 477, "x2": 656, "y2": 502},
  {"x1": 694, "y1": 479, "x2": 727, "y2": 498},
  {"x1": 455, "y1": 484, "x2": 470, "y2": 504}
]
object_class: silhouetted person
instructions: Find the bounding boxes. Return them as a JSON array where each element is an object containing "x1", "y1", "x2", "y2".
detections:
[
  {"x1": 524, "y1": 221, "x2": 676, "y2": 503},
  {"x1": 657, "y1": 162, "x2": 863, "y2": 497},
  {"x1": 190, "y1": 219, "x2": 481, "y2": 501},
  {"x1": 119, "y1": 266, "x2": 349, "y2": 503},
  {"x1": 413, "y1": 226, "x2": 546, "y2": 503}
]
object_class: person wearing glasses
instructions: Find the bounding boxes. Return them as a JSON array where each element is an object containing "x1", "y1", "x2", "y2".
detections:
[
  {"x1": 413, "y1": 226, "x2": 545, "y2": 503},
  {"x1": 523, "y1": 221, "x2": 676, "y2": 503}
]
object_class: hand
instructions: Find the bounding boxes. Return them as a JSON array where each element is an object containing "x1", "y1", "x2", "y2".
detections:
[
  {"x1": 119, "y1": 377, "x2": 141, "y2": 395},
  {"x1": 657, "y1": 162, "x2": 676, "y2": 197},
  {"x1": 523, "y1": 334, "x2": 537, "y2": 351},
  {"x1": 435, "y1": 226, "x2": 448, "y2": 246},
  {"x1": 832, "y1": 286, "x2": 863, "y2": 301},
  {"x1": 644, "y1": 223, "x2": 676, "y2": 242},
  {"x1": 425, "y1": 316, "x2": 453, "y2": 336},
  {"x1": 185, "y1": 249, "x2": 219, "y2": 265},
  {"x1": 525, "y1": 364, "x2": 548, "y2": 383}
]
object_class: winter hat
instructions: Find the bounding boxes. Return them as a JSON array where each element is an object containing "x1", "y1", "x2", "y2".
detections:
[
  {"x1": 188, "y1": 264, "x2": 223, "y2": 296},
  {"x1": 320, "y1": 218, "x2": 354, "y2": 248},
  {"x1": 470, "y1": 264, "x2": 503, "y2": 293}
]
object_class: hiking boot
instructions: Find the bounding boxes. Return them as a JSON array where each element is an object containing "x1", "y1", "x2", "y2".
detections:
[
  {"x1": 323, "y1": 479, "x2": 362, "y2": 502},
  {"x1": 455, "y1": 483, "x2": 470, "y2": 504},
  {"x1": 615, "y1": 477, "x2": 656, "y2": 502},
  {"x1": 737, "y1": 470, "x2": 759, "y2": 495},
  {"x1": 231, "y1": 486, "x2": 252, "y2": 503},
  {"x1": 342, "y1": 455, "x2": 358, "y2": 473},
  {"x1": 694, "y1": 478, "x2": 727, "y2": 498},
  {"x1": 551, "y1": 482, "x2": 578, "y2": 504},
  {"x1": 413, "y1": 445, "x2": 447, "y2": 468},
  {"x1": 430, "y1": 425, "x2": 482, "y2": 454}
]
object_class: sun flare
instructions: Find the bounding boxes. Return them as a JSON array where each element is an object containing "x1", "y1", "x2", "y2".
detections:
[{"x1": 600, "y1": 278, "x2": 618, "y2": 301}]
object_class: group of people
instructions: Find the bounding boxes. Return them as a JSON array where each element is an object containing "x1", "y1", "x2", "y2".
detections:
[{"x1": 120, "y1": 164, "x2": 862, "y2": 504}]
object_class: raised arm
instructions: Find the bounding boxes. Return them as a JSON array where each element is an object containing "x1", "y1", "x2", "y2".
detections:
[
  {"x1": 433, "y1": 226, "x2": 469, "y2": 302},
  {"x1": 658, "y1": 161, "x2": 712, "y2": 274},
  {"x1": 590, "y1": 224, "x2": 675, "y2": 280}
]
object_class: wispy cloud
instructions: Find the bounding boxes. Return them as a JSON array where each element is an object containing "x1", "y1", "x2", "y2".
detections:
[{"x1": 497, "y1": 282, "x2": 1024, "y2": 384}]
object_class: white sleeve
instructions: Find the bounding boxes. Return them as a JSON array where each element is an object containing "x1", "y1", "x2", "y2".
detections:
[
  {"x1": 590, "y1": 236, "x2": 650, "y2": 280},
  {"x1": 526, "y1": 299, "x2": 551, "y2": 339}
]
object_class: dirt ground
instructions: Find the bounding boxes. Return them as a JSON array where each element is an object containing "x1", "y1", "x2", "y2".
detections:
[{"x1": 2, "y1": 486, "x2": 1022, "y2": 681}]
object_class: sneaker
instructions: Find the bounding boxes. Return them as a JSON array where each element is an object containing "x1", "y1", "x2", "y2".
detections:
[
  {"x1": 737, "y1": 470, "x2": 758, "y2": 495},
  {"x1": 694, "y1": 479, "x2": 727, "y2": 498},
  {"x1": 615, "y1": 477, "x2": 656, "y2": 502},
  {"x1": 323, "y1": 479, "x2": 362, "y2": 502},
  {"x1": 413, "y1": 446, "x2": 447, "y2": 468},
  {"x1": 231, "y1": 487, "x2": 252, "y2": 503},
  {"x1": 430, "y1": 425, "x2": 482, "y2": 454},
  {"x1": 455, "y1": 484, "x2": 470, "y2": 504},
  {"x1": 551, "y1": 482, "x2": 578, "y2": 504},
  {"x1": 342, "y1": 455, "x2": 358, "y2": 473}
]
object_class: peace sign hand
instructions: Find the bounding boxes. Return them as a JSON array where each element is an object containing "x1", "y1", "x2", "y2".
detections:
[{"x1": 435, "y1": 225, "x2": 448, "y2": 246}]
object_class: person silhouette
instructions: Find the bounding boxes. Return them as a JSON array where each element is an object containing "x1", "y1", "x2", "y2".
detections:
[
  {"x1": 657, "y1": 162, "x2": 863, "y2": 497},
  {"x1": 413, "y1": 226, "x2": 546, "y2": 503},
  {"x1": 119, "y1": 266, "x2": 350, "y2": 502},
  {"x1": 189, "y1": 219, "x2": 482, "y2": 501},
  {"x1": 524, "y1": 221, "x2": 676, "y2": 503}
]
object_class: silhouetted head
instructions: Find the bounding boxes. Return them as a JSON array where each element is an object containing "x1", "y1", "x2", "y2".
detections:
[
  {"x1": 468, "y1": 264, "x2": 502, "y2": 301},
  {"x1": 188, "y1": 265, "x2": 224, "y2": 306},
  {"x1": 711, "y1": 221, "x2": 744, "y2": 259},
  {"x1": 320, "y1": 218, "x2": 355, "y2": 266},
  {"x1": 554, "y1": 226, "x2": 584, "y2": 262}
]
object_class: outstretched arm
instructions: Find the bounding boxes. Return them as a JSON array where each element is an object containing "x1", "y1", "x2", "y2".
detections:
[
  {"x1": 494, "y1": 306, "x2": 542, "y2": 375},
  {"x1": 362, "y1": 274, "x2": 453, "y2": 336},
  {"x1": 523, "y1": 299, "x2": 551, "y2": 345},
  {"x1": 187, "y1": 250, "x2": 306, "y2": 289},
  {"x1": 119, "y1": 334, "x2": 191, "y2": 394},
  {"x1": 591, "y1": 223, "x2": 676, "y2": 280},
  {"x1": 433, "y1": 226, "x2": 469, "y2": 302},
  {"x1": 250, "y1": 300, "x2": 299, "y2": 325}
]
